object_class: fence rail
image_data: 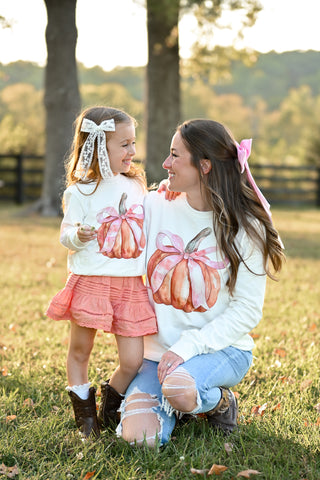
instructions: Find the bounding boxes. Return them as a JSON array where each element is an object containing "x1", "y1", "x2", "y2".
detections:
[
  {"x1": 250, "y1": 164, "x2": 320, "y2": 206},
  {"x1": 0, "y1": 154, "x2": 44, "y2": 204},
  {"x1": 0, "y1": 154, "x2": 320, "y2": 207}
]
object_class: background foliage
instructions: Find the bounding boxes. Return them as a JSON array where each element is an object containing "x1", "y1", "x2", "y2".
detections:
[{"x1": 1, "y1": 49, "x2": 320, "y2": 165}]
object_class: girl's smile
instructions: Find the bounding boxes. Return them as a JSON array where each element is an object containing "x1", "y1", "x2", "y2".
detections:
[{"x1": 107, "y1": 122, "x2": 136, "y2": 175}]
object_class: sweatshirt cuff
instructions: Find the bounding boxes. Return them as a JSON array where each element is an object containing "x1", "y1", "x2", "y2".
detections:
[
  {"x1": 169, "y1": 338, "x2": 202, "y2": 363},
  {"x1": 61, "y1": 229, "x2": 87, "y2": 250},
  {"x1": 71, "y1": 235, "x2": 87, "y2": 249}
]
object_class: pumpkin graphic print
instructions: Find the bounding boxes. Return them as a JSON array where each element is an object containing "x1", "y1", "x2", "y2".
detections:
[
  {"x1": 96, "y1": 192, "x2": 145, "y2": 258},
  {"x1": 147, "y1": 228, "x2": 227, "y2": 312}
]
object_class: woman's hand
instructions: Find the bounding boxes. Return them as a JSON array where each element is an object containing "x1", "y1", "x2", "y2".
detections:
[
  {"x1": 158, "y1": 351, "x2": 184, "y2": 384},
  {"x1": 76, "y1": 224, "x2": 97, "y2": 243}
]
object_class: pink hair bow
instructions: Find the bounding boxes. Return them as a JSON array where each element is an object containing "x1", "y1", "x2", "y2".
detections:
[{"x1": 236, "y1": 139, "x2": 272, "y2": 220}]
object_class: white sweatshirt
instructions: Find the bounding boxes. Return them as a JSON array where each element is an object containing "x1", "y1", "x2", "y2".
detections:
[
  {"x1": 143, "y1": 191, "x2": 267, "y2": 362},
  {"x1": 60, "y1": 174, "x2": 147, "y2": 277}
]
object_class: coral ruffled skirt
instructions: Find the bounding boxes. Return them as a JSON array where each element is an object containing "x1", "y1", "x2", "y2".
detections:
[{"x1": 46, "y1": 274, "x2": 157, "y2": 337}]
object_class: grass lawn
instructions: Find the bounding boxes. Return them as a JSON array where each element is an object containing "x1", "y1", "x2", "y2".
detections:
[{"x1": 0, "y1": 205, "x2": 319, "y2": 480}]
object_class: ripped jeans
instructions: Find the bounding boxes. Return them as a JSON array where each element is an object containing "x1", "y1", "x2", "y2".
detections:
[{"x1": 116, "y1": 346, "x2": 252, "y2": 446}]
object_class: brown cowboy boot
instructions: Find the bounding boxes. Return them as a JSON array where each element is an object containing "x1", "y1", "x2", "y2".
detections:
[
  {"x1": 206, "y1": 387, "x2": 238, "y2": 435},
  {"x1": 68, "y1": 386, "x2": 100, "y2": 438},
  {"x1": 97, "y1": 380, "x2": 123, "y2": 429}
]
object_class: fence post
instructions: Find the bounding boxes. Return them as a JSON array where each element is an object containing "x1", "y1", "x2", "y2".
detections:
[
  {"x1": 15, "y1": 154, "x2": 24, "y2": 204},
  {"x1": 316, "y1": 167, "x2": 320, "y2": 207}
]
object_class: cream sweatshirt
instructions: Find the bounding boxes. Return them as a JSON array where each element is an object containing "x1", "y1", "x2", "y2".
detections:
[
  {"x1": 60, "y1": 174, "x2": 147, "y2": 277},
  {"x1": 143, "y1": 191, "x2": 267, "y2": 362}
]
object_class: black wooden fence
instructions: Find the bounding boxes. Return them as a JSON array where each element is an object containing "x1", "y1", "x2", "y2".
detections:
[
  {"x1": 0, "y1": 154, "x2": 320, "y2": 207},
  {"x1": 0, "y1": 154, "x2": 44, "y2": 204}
]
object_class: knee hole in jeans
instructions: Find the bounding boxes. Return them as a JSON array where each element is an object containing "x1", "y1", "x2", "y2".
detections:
[
  {"x1": 162, "y1": 369, "x2": 198, "y2": 413},
  {"x1": 117, "y1": 392, "x2": 162, "y2": 447}
]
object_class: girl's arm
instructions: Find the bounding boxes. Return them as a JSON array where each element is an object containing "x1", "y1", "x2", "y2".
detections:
[
  {"x1": 157, "y1": 179, "x2": 181, "y2": 201},
  {"x1": 60, "y1": 189, "x2": 90, "y2": 251}
]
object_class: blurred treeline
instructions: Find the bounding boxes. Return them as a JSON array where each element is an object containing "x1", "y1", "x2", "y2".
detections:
[{"x1": 1, "y1": 49, "x2": 320, "y2": 166}]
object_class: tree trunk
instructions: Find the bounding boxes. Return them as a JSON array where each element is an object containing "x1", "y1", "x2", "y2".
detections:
[
  {"x1": 145, "y1": 0, "x2": 180, "y2": 184},
  {"x1": 41, "y1": 0, "x2": 80, "y2": 216}
]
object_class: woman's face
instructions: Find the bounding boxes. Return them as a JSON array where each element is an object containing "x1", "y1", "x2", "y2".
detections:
[{"x1": 162, "y1": 131, "x2": 201, "y2": 194}]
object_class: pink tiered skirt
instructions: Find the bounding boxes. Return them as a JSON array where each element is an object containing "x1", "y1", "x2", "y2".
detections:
[{"x1": 46, "y1": 274, "x2": 157, "y2": 337}]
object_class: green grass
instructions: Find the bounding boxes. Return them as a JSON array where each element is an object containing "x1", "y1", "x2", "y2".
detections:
[{"x1": 0, "y1": 204, "x2": 319, "y2": 480}]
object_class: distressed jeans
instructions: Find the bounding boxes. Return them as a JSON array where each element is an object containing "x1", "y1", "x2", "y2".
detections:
[{"x1": 117, "y1": 346, "x2": 252, "y2": 445}]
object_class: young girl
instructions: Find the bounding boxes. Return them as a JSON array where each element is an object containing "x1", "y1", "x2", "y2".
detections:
[{"x1": 46, "y1": 106, "x2": 157, "y2": 438}]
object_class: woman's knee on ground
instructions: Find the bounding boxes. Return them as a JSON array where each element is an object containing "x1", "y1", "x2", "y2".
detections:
[
  {"x1": 162, "y1": 370, "x2": 197, "y2": 412},
  {"x1": 120, "y1": 392, "x2": 161, "y2": 447}
]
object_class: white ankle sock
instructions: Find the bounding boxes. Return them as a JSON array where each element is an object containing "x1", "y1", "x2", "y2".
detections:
[{"x1": 66, "y1": 382, "x2": 91, "y2": 400}]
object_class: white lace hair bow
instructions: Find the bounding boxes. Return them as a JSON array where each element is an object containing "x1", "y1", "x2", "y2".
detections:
[{"x1": 75, "y1": 118, "x2": 116, "y2": 180}]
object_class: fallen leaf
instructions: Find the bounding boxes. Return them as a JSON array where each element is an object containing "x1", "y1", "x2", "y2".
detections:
[
  {"x1": 6, "y1": 465, "x2": 19, "y2": 478},
  {"x1": 23, "y1": 398, "x2": 34, "y2": 407},
  {"x1": 82, "y1": 472, "x2": 95, "y2": 480},
  {"x1": 308, "y1": 323, "x2": 317, "y2": 332},
  {"x1": 0, "y1": 463, "x2": 19, "y2": 478},
  {"x1": 6, "y1": 415, "x2": 17, "y2": 423},
  {"x1": 196, "y1": 413, "x2": 207, "y2": 418},
  {"x1": 249, "y1": 333, "x2": 260, "y2": 339},
  {"x1": 251, "y1": 403, "x2": 267, "y2": 416},
  {"x1": 190, "y1": 468, "x2": 209, "y2": 475},
  {"x1": 9, "y1": 324, "x2": 17, "y2": 333},
  {"x1": 1, "y1": 366, "x2": 8, "y2": 376},
  {"x1": 208, "y1": 464, "x2": 228, "y2": 475},
  {"x1": 273, "y1": 348, "x2": 286, "y2": 357},
  {"x1": 233, "y1": 391, "x2": 240, "y2": 399},
  {"x1": 224, "y1": 442, "x2": 234, "y2": 455},
  {"x1": 271, "y1": 402, "x2": 281, "y2": 411},
  {"x1": 237, "y1": 469, "x2": 261, "y2": 478}
]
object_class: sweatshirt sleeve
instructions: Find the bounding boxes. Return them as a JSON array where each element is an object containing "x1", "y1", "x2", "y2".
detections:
[
  {"x1": 169, "y1": 231, "x2": 267, "y2": 361},
  {"x1": 59, "y1": 188, "x2": 88, "y2": 251}
]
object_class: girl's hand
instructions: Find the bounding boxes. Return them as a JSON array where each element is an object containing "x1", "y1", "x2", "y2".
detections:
[
  {"x1": 157, "y1": 179, "x2": 181, "y2": 201},
  {"x1": 158, "y1": 351, "x2": 184, "y2": 384},
  {"x1": 76, "y1": 224, "x2": 97, "y2": 243}
]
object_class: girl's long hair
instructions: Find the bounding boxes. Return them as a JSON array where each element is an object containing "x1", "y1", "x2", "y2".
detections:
[
  {"x1": 65, "y1": 106, "x2": 146, "y2": 193},
  {"x1": 178, "y1": 119, "x2": 285, "y2": 294}
]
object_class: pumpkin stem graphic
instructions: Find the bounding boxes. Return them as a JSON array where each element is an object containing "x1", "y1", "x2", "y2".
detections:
[
  {"x1": 119, "y1": 192, "x2": 128, "y2": 215},
  {"x1": 185, "y1": 227, "x2": 212, "y2": 253}
]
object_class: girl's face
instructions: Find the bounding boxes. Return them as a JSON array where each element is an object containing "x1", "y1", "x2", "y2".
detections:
[
  {"x1": 106, "y1": 122, "x2": 136, "y2": 175},
  {"x1": 162, "y1": 131, "x2": 201, "y2": 195}
]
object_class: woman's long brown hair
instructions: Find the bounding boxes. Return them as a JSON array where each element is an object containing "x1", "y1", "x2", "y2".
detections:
[{"x1": 178, "y1": 119, "x2": 285, "y2": 294}]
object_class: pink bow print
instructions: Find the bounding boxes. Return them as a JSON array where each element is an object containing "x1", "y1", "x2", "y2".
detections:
[
  {"x1": 96, "y1": 204, "x2": 144, "y2": 254},
  {"x1": 150, "y1": 230, "x2": 228, "y2": 310}
]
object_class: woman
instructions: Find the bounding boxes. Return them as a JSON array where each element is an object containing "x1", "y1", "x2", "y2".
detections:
[{"x1": 116, "y1": 119, "x2": 284, "y2": 447}]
